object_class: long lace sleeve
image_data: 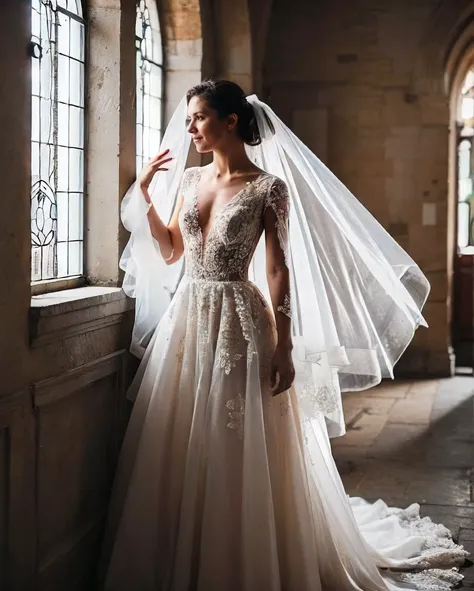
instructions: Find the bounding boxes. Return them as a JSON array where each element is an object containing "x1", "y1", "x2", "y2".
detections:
[
  {"x1": 264, "y1": 177, "x2": 290, "y2": 268},
  {"x1": 264, "y1": 177, "x2": 291, "y2": 319}
]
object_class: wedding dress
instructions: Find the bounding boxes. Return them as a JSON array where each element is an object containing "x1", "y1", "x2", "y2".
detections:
[{"x1": 101, "y1": 165, "x2": 467, "y2": 591}]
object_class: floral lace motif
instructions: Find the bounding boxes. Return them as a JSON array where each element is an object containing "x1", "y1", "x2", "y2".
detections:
[
  {"x1": 387, "y1": 568, "x2": 464, "y2": 590},
  {"x1": 374, "y1": 501, "x2": 468, "y2": 590},
  {"x1": 277, "y1": 293, "x2": 291, "y2": 318},
  {"x1": 389, "y1": 503, "x2": 468, "y2": 569},
  {"x1": 301, "y1": 381, "x2": 340, "y2": 415},
  {"x1": 179, "y1": 168, "x2": 280, "y2": 282},
  {"x1": 176, "y1": 336, "x2": 185, "y2": 363},
  {"x1": 226, "y1": 393, "x2": 245, "y2": 439},
  {"x1": 178, "y1": 168, "x2": 288, "y2": 377},
  {"x1": 264, "y1": 177, "x2": 290, "y2": 267}
]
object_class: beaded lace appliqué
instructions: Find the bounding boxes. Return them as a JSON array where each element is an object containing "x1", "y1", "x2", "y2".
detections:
[
  {"x1": 264, "y1": 177, "x2": 291, "y2": 268},
  {"x1": 177, "y1": 168, "x2": 288, "y2": 378},
  {"x1": 301, "y1": 381, "x2": 340, "y2": 415},
  {"x1": 180, "y1": 168, "x2": 274, "y2": 282},
  {"x1": 277, "y1": 293, "x2": 291, "y2": 318},
  {"x1": 226, "y1": 393, "x2": 245, "y2": 439}
]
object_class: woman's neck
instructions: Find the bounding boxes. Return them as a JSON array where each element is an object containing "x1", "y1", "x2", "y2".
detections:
[{"x1": 211, "y1": 144, "x2": 254, "y2": 178}]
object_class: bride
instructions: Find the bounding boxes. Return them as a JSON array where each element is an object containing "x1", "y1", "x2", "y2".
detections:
[{"x1": 100, "y1": 79, "x2": 467, "y2": 590}]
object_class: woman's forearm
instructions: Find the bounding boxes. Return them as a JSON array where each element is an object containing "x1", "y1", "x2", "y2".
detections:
[
  {"x1": 266, "y1": 267, "x2": 292, "y2": 349},
  {"x1": 142, "y1": 188, "x2": 174, "y2": 261}
]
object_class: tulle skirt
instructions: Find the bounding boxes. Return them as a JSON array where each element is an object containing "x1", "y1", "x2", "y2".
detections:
[{"x1": 101, "y1": 278, "x2": 467, "y2": 591}]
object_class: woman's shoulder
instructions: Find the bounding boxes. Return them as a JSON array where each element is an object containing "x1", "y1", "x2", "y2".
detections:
[
  {"x1": 259, "y1": 174, "x2": 290, "y2": 212},
  {"x1": 182, "y1": 166, "x2": 202, "y2": 179},
  {"x1": 260, "y1": 173, "x2": 288, "y2": 196},
  {"x1": 180, "y1": 166, "x2": 202, "y2": 192}
]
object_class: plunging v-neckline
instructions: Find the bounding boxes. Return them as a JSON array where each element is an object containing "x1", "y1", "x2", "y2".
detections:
[{"x1": 193, "y1": 168, "x2": 267, "y2": 254}]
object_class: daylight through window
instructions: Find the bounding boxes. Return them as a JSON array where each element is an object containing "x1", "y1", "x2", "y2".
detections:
[
  {"x1": 31, "y1": 0, "x2": 85, "y2": 282},
  {"x1": 136, "y1": 0, "x2": 163, "y2": 174}
]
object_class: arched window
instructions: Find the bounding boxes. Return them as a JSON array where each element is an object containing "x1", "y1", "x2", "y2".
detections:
[
  {"x1": 456, "y1": 69, "x2": 474, "y2": 252},
  {"x1": 31, "y1": 0, "x2": 85, "y2": 282},
  {"x1": 136, "y1": 0, "x2": 163, "y2": 173}
]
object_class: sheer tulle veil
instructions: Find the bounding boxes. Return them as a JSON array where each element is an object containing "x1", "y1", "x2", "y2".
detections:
[{"x1": 119, "y1": 93, "x2": 430, "y2": 438}]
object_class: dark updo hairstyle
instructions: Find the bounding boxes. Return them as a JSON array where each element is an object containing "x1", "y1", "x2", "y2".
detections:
[{"x1": 186, "y1": 79, "x2": 262, "y2": 146}]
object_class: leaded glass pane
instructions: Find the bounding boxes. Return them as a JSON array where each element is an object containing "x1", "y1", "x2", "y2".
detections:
[
  {"x1": 69, "y1": 60, "x2": 84, "y2": 107},
  {"x1": 69, "y1": 106, "x2": 84, "y2": 148},
  {"x1": 68, "y1": 0, "x2": 83, "y2": 16},
  {"x1": 57, "y1": 146, "x2": 69, "y2": 192},
  {"x1": 68, "y1": 241, "x2": 83, "y2": 275},
  {"x1": 136, "y1": 1, "x2": 163, "y2": 171},
  {"x1": 30, "y1": 0, "x2": 85, "y2": 281},
  {"x1": 58, "y1": 11, "x2": 69, "y2": 54},
  {"x1": 57, "y1": 192, "x2": 69, "y2": 241},
  {"x1": 57, "y1": 242, "x2": 68, "y2": 277},
  {"x1": 58, "y1": 102, "x2": 69, "y2": 145},
  {"x1": 68, "y1": 193, "x2": 83, "y2": 241},
  {"x1": 70, "y1": 17, "x2": 84, "y2": 60},
  {"x1": 69, "y1": 149, "x2": 84, "y2": 192},
  {"x1": 31, "y1": 96, "x2": 40, "y2": 142}
]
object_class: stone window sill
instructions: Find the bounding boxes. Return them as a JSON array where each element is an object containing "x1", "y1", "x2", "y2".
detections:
[{"x1": 30, "y1": 286, "x2": 134, "y2": 347}]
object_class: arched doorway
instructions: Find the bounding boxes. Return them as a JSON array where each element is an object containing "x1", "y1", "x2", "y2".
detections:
[{"x1": 451, "y1": 61, "x2": 474, "y2": 368}]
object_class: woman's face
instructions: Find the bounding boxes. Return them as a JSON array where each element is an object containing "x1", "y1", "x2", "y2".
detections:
[{"x1": 186, "y1": 95, "x2": 236, "y2": 153}]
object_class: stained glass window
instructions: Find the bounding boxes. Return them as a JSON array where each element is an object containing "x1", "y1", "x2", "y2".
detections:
[
  {"x1": 31, "y1": 0, "x2": 85, "y2": 282},
  {"x1": 136, "y1": 0, "x2": 163, "y2": 174}
]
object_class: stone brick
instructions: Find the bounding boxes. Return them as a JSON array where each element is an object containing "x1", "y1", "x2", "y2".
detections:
[
  {"x1": 332, "y1": 412, "x2": 389, "y2": 447},
  {"x1": 387, "y1": 394, "x2": 435, "y2": 424},
  {"x1": 407, "y1": 379, "x2": 439, "y2": 396},
  {"x1": 424, "y1": 270, "x2": 448, "y2": 302},
  {"x1": 412, "y1": 301, "x2": 449, "y2": 351},
  {"x1": 408, "y1": 225, "x2": 447, "y2": 272},
  {"x1": 419, "y1": 96, "x2": 450, "y2": 126},
  {"x1": 163, "y1": 0, "x2": 201, "y2": 40}
]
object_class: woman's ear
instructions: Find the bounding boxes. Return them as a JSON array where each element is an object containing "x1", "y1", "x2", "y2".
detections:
[{"x1": 227, "y1": 113, "x2": 238, "y2": 132}]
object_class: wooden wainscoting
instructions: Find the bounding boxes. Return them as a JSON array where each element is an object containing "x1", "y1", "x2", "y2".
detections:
[
  {"x1": 0, "y1": 390, "x2": 36, "y2": 591},
  {"x1": 32, "y1": 350, "x2": 127, "y2": 591}
]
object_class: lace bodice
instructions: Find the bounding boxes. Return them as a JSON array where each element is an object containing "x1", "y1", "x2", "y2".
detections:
[{"x1": 178, "y1": 167, "x2": 290, "y2": 283}]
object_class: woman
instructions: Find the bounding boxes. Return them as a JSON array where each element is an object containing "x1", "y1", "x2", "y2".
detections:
[{"x1": 101, "y1": 80, "x2": 467, "y2": 590}]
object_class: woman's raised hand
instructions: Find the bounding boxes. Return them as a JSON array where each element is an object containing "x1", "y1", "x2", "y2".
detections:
[{"x1": 138, "y1": 149, "x2": 173, "y2": 201}]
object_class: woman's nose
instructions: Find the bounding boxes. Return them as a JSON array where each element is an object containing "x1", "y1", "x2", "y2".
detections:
[{"x1": 187, "y1": 121, "x2": 196, "y2": 134}]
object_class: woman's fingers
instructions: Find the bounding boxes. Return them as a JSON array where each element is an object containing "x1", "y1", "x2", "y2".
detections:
[
  {"x1": 270, "y1": 367, "x2": 279, "y2": 392},
  {"x1": 151, "y1": 148, "x2": 170, "y2": 162},
  {"x1": 146, "y1": 150, "x2": 170, "y2": 168},
  {"x1": 271, "y1": 372, "x2": 293, "y2": 396},
  {"x1": 151, "y1": 157, "x2": 173, "y2": 170}
]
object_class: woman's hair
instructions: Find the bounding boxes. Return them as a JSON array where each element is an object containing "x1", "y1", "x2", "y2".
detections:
[{"x1": 186, "y1": 79, "x2": 262, "y2": 146}]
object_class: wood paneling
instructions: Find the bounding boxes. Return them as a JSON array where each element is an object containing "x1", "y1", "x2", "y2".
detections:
[
  {"x1": 0, "y1": 424, "x2": 7, "y2": 590},
  {"x1": 33, "y1": 351, "x2": 126, "y2": 591},
  {"x1": 0, "y1": 391, "x2": 36, "y2": 591}
]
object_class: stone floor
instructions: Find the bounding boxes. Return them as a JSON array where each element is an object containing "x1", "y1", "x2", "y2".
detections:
[{"x1": 331, "y1": 375, "x2": 474, "y2": 589}]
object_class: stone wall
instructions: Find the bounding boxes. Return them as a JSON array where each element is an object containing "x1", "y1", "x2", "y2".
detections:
[{"x1": 264, "y1": 0, "x2": 474, "y2": 377}]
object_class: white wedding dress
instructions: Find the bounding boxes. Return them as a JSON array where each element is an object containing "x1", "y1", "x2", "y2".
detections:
[{"x1": 101, "y1": 168, "x2": 467, "y2": 591}]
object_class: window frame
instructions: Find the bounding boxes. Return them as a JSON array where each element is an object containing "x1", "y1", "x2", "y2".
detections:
[
  {"x1": 135, "y1": 0, "x2": 164, "y2": 174},
  {"x1": 30, "y1": 0, "x2": 88, "y2": 294}
]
